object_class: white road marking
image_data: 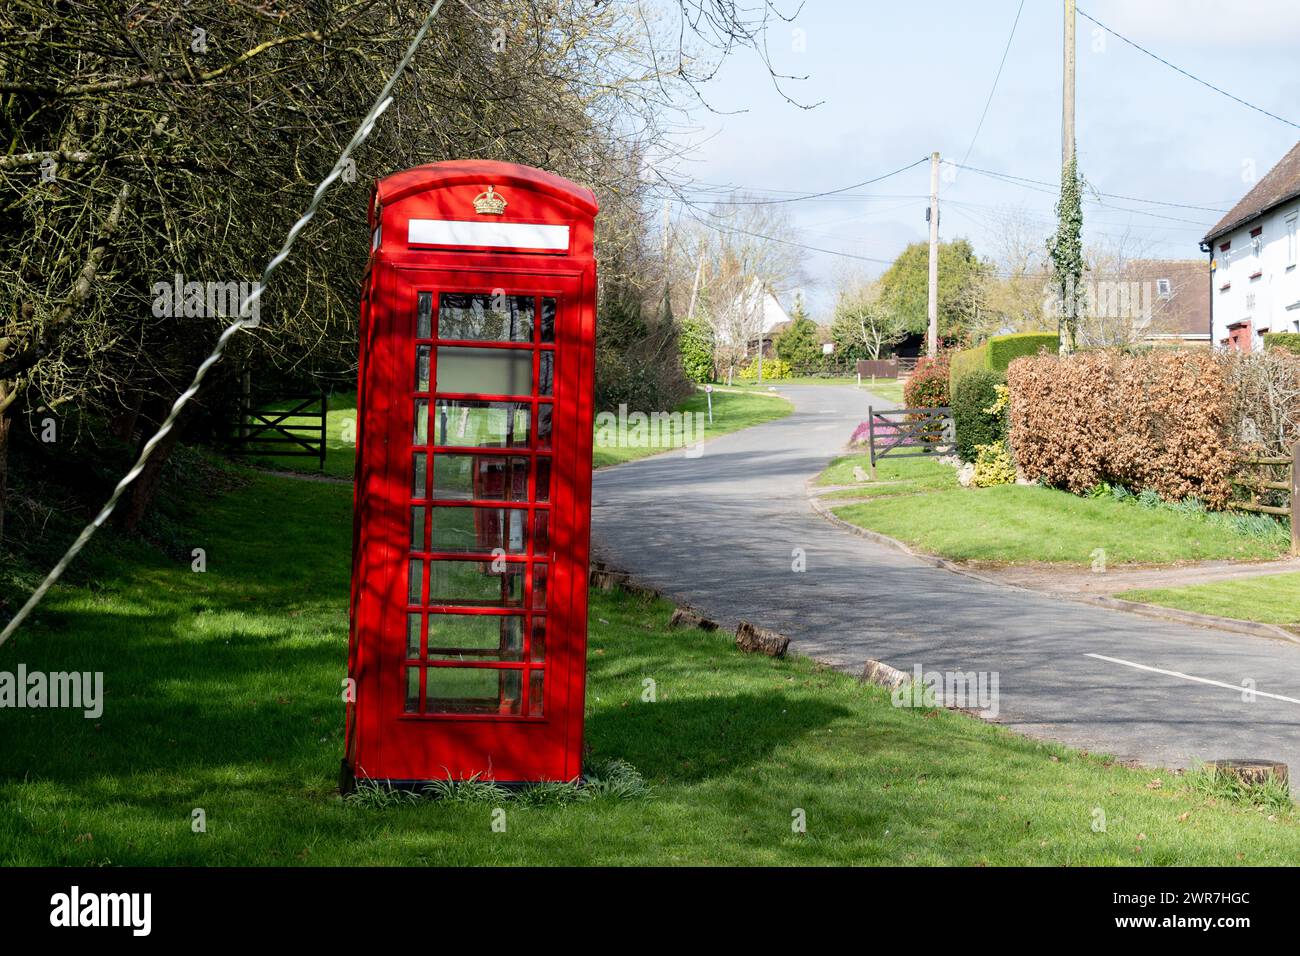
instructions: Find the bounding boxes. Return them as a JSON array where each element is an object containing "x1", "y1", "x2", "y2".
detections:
[{"x1": 1085, "y1": 653, "x2": 1300, "y2": 706}]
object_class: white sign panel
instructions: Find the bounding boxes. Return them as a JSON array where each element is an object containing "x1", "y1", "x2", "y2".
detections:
[{"x1": 408, "y1": 219, "x2": 570, "y2": 251}]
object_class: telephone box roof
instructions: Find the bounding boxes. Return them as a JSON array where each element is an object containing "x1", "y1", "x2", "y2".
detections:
[{"x1": 375, "y1": 159, "x2": 598, "y2": 216}]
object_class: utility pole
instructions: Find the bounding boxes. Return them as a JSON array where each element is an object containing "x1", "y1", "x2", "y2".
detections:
[
  {"x1": 1062, "y1": 0, "x2": 1076, "y2": 168},
  {"x1": 926, "y1": 151, "x2": 940, "y2": 358}
]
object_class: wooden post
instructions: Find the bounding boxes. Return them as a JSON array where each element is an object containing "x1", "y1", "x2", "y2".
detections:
[
  {"x1": 239, "y1": 370, "x2": 252, "y2": 441},
  {"x1": 1291, "y1": 441, "x2": 1299, "y2": 556},
  {"x1": 926, "y1": 152, "x2": 940, "y2": 359},
  {"x1": 868, "y1": 408, "x2": 877, "y2": 480},
  {"x1": 319, "y1": 389, "x2": 329, "y2": 471}
]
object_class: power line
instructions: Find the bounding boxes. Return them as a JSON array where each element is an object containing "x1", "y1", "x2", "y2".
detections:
[
  {"x1": 951, "y1": 161, "x2": 1228, "y2": 212},
  {"x1": 1077, "y1": 6, "x2": 1300, "y2": 130},
  {"x1": 957, "y1": 0, "x2": 1026, "y2": 172},
  {"x1": 677, "y1": 156, "x2": 930, "y2": 205}
]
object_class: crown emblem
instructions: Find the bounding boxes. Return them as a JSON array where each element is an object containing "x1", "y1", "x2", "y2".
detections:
[{"x1": 473, "y1": 185, "x2": 507, "y2": 215}]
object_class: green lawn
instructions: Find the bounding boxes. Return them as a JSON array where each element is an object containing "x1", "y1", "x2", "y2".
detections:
[
  {"x1": 247, "y1": 387, "x2": 791, "y2": 475},
  {"x1": 824, "y1": 455, "x2": 1288, "y2": 566},
  {"x1": 1119, "y1": 573, "x2": 1300, "y2": 629},
  {"x1": 859, "y1": 379, "x2": 905, "y2": 405},
  {"x1": 2, "y1": 467, "x2": 1298, "y2": 865}
]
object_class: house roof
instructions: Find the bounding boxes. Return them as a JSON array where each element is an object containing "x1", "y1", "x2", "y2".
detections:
[
  {"x1": 1115, "y1": 259, "x2": 1209, "y2": 337},
  {"x1": 1203, "y1": 141, "x2": 1300, "y2": 243}
]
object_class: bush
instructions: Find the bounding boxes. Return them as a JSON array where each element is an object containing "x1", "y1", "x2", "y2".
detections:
[
  {"x1": 950, "y1": 331, "x2": 1058, "y2": 394},
  {"x1": 971, "y1": 442, "x2": 1016, "y2": 487},
  {"x1": 678, "y1": 315, "x2": 714, "y2": 384},
  {"x1": 1263, "y1": 332, "x2": 1300, "y2": 356},
  {"x1": 1007, "y1": 349, "x2": 1235, "y2": 508},
  {"x1": 951, "y1": 369, "x2": 1008, "y2": 461},
  {"x1": 903, "y1": 353, "x2": 950, "y2": 408},
  {"x1": 736, "y1": 356, "x2": 792, "y2": 381},
  {"x1": 987, "y1": 332, "x2": 1059, "y2": 371}
]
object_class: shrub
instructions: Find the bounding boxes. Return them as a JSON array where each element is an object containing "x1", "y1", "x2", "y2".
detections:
[
  {"x1": 1263, "y1": 332, "x2": 1300, "y2": 356},
  {"x1": 1007, "y1": 349, "x2": 1235, "y2": 508},
  {"x1": 736, "y1": 356, "x2": 792, "y2": 381},
  {"x1": 971, "y1": 442, "x2": 1016, "y2": 487},
  {"x1": 678, "y1": 315, "x2": 714, "y2": 384},
  {"x1": 949, "y1": 332, "x2": 1058, "y2": 394},
  {"x1": 774, "y1": 316, "x2": 823, "y2": 369},
  {"x1": 987, "y1": 332, "x2": 1059, "y2": 371},
  {"x1": 903, "y1": 353, "x2": 951, "y2": 408},
  {"x1": 951, "y1": 369, "x2": 1007, "y2": 461}
]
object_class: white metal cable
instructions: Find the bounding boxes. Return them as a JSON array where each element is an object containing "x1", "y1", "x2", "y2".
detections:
[{"x1": 0, "y1": 0, "x2": 448, "y2": 648}]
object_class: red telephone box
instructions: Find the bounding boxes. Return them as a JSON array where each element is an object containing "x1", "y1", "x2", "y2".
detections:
[{"x1": 344, "y1": 160, "x2": 598, "y2": 787}]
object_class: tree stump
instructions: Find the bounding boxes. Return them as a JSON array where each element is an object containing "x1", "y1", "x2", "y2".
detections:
[
  {"x1": 669, "y1": 607, "x2": 718, "y2": 631},
  {"x1": 735, "y1": 621, "x2": 789, "y2": 658},
  {"x1": 1205, "y1": 759, "x2": 1288, "y2": 787},
  {"x1": 589, "y1": 568, "x2": 630, "y2": 591}
]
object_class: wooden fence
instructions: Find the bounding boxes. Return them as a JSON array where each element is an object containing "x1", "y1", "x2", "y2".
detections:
[{"x1": 1228, "y1": 442, "x2": 1299, "y2": 555}]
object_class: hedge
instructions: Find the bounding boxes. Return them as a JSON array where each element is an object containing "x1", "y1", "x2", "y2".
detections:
[
  {"x1": 1007, "y1": 350, "x2": 1233, "y2": 508},
  {"x1": 1263, "y1": 332, "x2": 1300, "y2": 355},
  {"x1": 951, "y1": 369, "x2": 1007, "y2": 461},
  {"x1": 949, "y1": 331, "x2": 1058, "y2": 393}
]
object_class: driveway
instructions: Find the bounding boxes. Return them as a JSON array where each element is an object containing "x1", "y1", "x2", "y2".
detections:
[{"x1": 591, "y1": 384, "x2": 1300, "y2": 781}]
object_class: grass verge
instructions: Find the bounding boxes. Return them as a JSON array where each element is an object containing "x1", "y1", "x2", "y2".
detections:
[
  {"x1": 2, "y1": 469, "x2": 1297, "y2": 864},
  {"x1": 822, "y1": 454, "x2": 1289, "y2": 566},
  {"x1": 1118, "y1": 572, "x2": 1300, "y2": 630}
]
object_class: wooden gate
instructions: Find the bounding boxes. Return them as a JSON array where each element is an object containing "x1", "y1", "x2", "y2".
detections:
[
  {"x1": 229, "y1": 388, "x2": 328, "y2": 469},
  {"x1": 866, "y1": 405, "x2": 954, "y2": 478},
  {"x1": 1229, "y1": 442, "x2": 1300, "y2": 554}
]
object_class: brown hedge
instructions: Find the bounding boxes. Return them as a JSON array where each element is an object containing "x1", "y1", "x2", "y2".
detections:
[{"x1": 1006, "y1": 350, "x2": 1234, "y2": 508}]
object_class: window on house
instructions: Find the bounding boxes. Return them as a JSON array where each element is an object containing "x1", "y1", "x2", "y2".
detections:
[
  {"x1": 1287, "y1": 211, "x2": 1297, "y2": 267},
  {"x1": 1156, "y1": 278, "x2": 1172, "y2": 297}
]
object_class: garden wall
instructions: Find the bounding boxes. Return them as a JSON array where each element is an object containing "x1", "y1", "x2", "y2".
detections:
[{"x1": 1007, "y1": 350, "x2": 1235, "y2": 508}]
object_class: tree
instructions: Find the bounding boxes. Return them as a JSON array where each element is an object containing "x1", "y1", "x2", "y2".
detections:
[
  {"x1": 830, "y1": 276, "x2": 907, "y2": 360},
  {"x1": 1048, "y1": 154, "x2": 1086, "y2": 353},
  {"x1": 774, "y1": 311, "x2": 821, "y2": 371},
  {"x1": 678, "y1": 305, "x2": 715, "y2": 384},
  {"x1": 877, "y1": 239, "x2": 989, "y2": 342}
]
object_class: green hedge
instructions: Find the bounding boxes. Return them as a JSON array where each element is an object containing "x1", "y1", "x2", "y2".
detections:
[
  {"x1": 949, "y1": 332, "x2": 1058, "y2": 394},
  {"x1": 1263, "y1": 332, "x2": 1300, "y2": 355},
  {"x1": 951, "y1": 368, "x2": 1007, "y2": 462},
  {"x1": 987, "y1": 332, "x2": 1058, "y2": 370}
]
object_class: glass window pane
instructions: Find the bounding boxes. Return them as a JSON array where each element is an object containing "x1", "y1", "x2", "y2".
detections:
[
  {"x1": 528, "y1": 670, "x2": 544, "y2": 717},
  {"x1": 415, "y1": 345, "x2": 431, "y2": 391},
  {"x1": 532, "y1": 563, "x2": 547, "y2": 609},
  {"x1": 540, "y1": 298, "x2": 556, "y2": 343},
  {"x1": 539, "y1": 351, "x2": 554, "y2": 397},
  {"x1": 537, "y1": 404, "x2": 552, "y2": 449},
  {"x1": 425, "y1": 667, "x2": 522, "y2": 715},
  {"x1": 413, "y1": 399, "x2": 428, "y2": 445},
  {"x1": 428, "y1": 559, "x2": 523, "y2": 606},
  {"x1": 534, "y1": 510, "x2": 549, "y2": 554},
  {"x1": 436, "y1": 346, "x2": 532, "y2": 396},
  {"x1": 405, "y1": 666, "x2": 420, "y2": 713},
  {"x1": 530, "y1": 617, "x2": 545, "y2": 662},
  {"x1": 535, "y1": 457, "x2": 550, "y2": 502},
  {"x1": 427, "y1": 614, "x2": 523, "y2": 661},
  {"x1": 438, "y1": 293, "x2": 533, "y2": 342},
  {"x1": 417, "y1": 292, "x2": 432, "y2": 338},
  {"x1": 412, "y1": 452, "x2": 427, "y2": 499},
  {"x1": 407, "y1": 613, "x2": 422, "y2": 659},
  {"x1": 408, "y1": 558, "x2": 424, "y2": 605},
  {"x1": 432, "y1": 399, "x2": 528, "y2": 448},
  {"x1": 430, "y1": 505, "x2": 527, "y2": 553},
  {"x1": 410, "y1": 506, "x2": 426, "y2": 551}
]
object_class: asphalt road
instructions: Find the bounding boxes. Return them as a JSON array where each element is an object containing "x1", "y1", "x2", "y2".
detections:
[{"x1": 591, "y1": 384, "x2": 1300, "y2": 782}]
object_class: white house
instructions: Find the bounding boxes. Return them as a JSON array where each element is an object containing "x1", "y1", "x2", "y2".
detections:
[{"x1": 1202, "y1": 141, "x2": 1300, "y2": 351}]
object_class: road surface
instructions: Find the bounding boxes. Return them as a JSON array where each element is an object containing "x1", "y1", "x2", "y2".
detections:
[{"x1": 591, "y1": 384, "x2": 1300, "y2": 781}]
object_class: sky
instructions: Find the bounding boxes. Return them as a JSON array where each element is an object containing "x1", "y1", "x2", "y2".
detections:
[{"x1": 661, "y1": 0, "x2": 1300, "y2": 318}]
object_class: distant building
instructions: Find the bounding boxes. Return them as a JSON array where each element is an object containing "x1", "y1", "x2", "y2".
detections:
[
  {"x1": 1201, "y1": 141, "x2": 1300, "y2": 351},
  {"x1": 1105, "y1": 259, "x2": 1210, "y2": 347}
]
